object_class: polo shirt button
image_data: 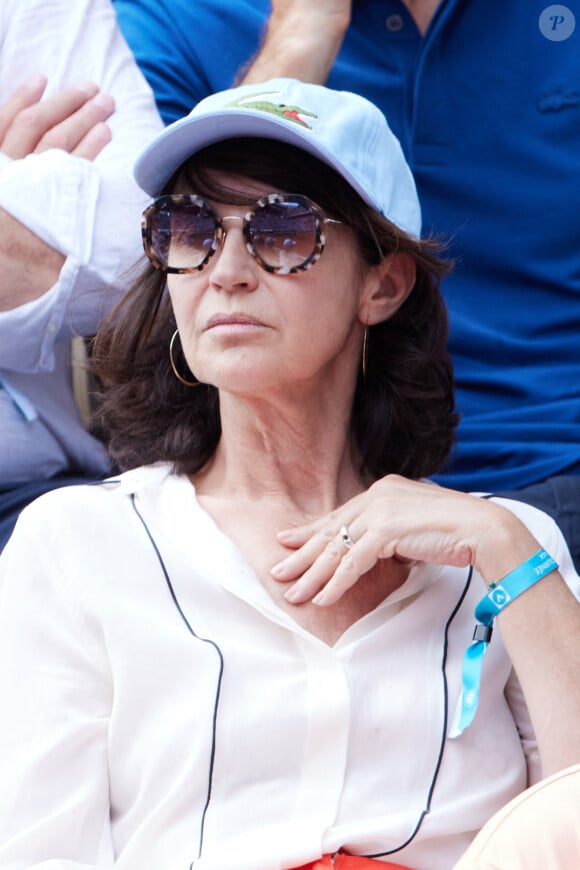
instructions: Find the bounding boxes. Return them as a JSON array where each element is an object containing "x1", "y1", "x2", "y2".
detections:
[{"x1": 385, "y1": 13, "x2": 404, "y2": 31}]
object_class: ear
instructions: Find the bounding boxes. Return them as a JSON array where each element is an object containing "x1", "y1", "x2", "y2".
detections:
[{"x1": 359, "y1": 252, "x2": 416, "y2": 326}]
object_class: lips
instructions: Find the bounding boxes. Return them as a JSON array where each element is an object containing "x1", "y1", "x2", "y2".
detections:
[{"x1": 205, "y1": 313, "x2": 266, "y2": 330}]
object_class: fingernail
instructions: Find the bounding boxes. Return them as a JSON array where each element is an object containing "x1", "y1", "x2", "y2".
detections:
[
  {"x1": 311, "y1": 591, "x2": 327, "y2": 607},
  {"x1": 76, "y1": 81, "x2": 99, "y2": 95},
  {"x1": 26, "y1": 73, "x2": 48, "y2": 91},
  {"x1": 284, "y1": 585, "x2": 301, "y2": 602},
  {"x1": 87, "y1": 122, "x2": 112, "y2": 144},
  {"x1": 270, "y1": 562, "x2": 286, "y2": 578},
  {"x1": 92, "y1": 92, "x2": 115, "y2": 111}
]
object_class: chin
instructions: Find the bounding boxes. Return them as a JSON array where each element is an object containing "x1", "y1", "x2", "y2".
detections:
[{"x1": 201, "y1": 366, "x2": 276, "y2": 394}]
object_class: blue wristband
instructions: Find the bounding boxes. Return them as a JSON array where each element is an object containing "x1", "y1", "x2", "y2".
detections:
[{"x1": 450, "y1": 548, "x2": 558, "y2": 738}]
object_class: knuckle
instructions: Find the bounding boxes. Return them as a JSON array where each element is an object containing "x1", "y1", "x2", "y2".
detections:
[
  {"x1": 339, "y1": 553, "x2": 358, "y2": 574},
  {"x1": 12, "y1": 106, "x2": 43, "y2": 137},
  {"x1": 323, "y1": 540, "x2": 342, "y2": 559},
  {"x1": 39, "y1": 128, "x2": 69, "y2": 150},
  {"x1": 319, "y1": 526, "x2": 335, "y2": 544},
  {"x1": 378, "y1": 472, "x2": 401, "y2": 486}
]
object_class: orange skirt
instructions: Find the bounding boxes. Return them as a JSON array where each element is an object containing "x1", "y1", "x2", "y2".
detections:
[{"x1": 294, "y1": 854, "x2": 411, "y2": 869}]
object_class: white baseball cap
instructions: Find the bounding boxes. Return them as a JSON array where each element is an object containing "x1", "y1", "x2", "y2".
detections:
[{"x1": 134, "y1": 78, "x2": 421, "y2": 237}]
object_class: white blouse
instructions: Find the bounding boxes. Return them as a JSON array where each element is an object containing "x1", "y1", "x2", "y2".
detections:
[{"x1": 0, "y1": 465, "x2": 577, "y2": 870}]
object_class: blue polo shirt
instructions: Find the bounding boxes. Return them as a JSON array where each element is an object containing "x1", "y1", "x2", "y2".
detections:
[{"x1": 115, "y1": 0, "x2": 580, "y2": 492}]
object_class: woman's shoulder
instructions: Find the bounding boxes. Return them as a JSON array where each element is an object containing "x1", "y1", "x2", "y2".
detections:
[
  {"x1": 14, "y1": 463, "x2": 179, "y2": 535},
  {"x1": 1, "y1": 464, "x2": 195, "y2": 591}
]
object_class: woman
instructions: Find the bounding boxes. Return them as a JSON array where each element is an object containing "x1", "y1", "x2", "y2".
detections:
[{"x1": 0, "y1": 79, "x2": 579, "y2": 870}]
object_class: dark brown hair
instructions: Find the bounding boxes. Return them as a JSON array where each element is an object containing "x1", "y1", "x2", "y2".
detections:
[{"x1": 92, "y1": 138, "x2": 457, "y2": 480}]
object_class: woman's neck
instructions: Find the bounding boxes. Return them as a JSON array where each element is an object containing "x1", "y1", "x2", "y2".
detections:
[
  {"x1": 189, "y1": 393, "x2": 408, "y2": 648},
  {"x1": 193, "y1": 391, "x2": 366, "y2": 516}
]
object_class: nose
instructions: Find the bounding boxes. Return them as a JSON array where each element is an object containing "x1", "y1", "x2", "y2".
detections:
[{"x1": 209, "y1": 216, "x2": 259, "y2": 292}]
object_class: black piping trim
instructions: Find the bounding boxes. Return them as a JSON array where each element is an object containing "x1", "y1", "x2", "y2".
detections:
[
  {"x1": 364, "y1": 565, "x2": 474, "y2": 858},
  {"x1": 129, "y1": 494, "x2": 223, "y2": 865},
  {"x1": 129, "y1": 486, "x2": 476, "y2": 862}
]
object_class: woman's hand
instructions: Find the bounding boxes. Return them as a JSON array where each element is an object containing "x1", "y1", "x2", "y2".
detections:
[
  {"x1": 271, "y1": 475, "x2": 539, "y2": 606},
  {"x1": 271, "y1": 475, "x2": 580, "y2": 775}
]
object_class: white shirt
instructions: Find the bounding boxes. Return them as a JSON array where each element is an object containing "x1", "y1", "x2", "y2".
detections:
[
  {"x1": 0, "y1": 465, "x2": 578, "y2": 870},
  {"x1": 0, "y1": 0, "x2": 163, "y2": 482}
]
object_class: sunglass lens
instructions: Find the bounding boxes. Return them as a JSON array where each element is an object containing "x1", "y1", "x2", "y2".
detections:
[
  {"x1": 151, "y1": 199, "x2": 216, "y2": 270},
  {"x1": 249, "y1": 200, "x2": 318, "y2": 270}
]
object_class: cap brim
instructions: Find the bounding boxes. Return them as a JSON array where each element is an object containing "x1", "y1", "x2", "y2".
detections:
[{"x1": 134, "y1": 108, "x2": 383, "y2": 213}]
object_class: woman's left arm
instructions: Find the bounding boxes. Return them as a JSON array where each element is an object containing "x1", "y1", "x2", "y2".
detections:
[{"x1": 271, "y1": 475, "x2": 580, "y2": 776}]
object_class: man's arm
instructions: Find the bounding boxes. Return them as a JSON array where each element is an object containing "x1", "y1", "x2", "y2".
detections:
[
  {"x1": 237, "y1": 0, "x2": 352, "y2": 85},
  {"x1": 0, "y1": 76, "x2": 114, "y2": 311},
  {"x1": 0, "y1": 0, "x2": 163, "y2": 375}
]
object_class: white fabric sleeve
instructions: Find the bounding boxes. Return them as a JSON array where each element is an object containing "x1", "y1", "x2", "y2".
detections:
[
  {"x1": 0, "y1": 0, "x2": 163, "y2": 373},
  {"x1": 0, "y1": 511, "x2": 115, "y2": 867}
]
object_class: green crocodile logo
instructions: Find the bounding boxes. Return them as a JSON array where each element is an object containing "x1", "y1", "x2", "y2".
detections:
[{"x1": 226, "y1": 91, "x2": 317, "y2": 128}]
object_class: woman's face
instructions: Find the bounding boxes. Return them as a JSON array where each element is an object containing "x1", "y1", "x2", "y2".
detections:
[{"x1": 166, "y1": 171, "x2": 374, "y2": 400}]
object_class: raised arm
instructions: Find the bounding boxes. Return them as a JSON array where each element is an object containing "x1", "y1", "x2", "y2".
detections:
[
  {"x1": 271, "y1": 476, "x2": 580, "y2": 776},
  {"x1": 237, "y1": 0, "x2": 352, "y2": 85}
]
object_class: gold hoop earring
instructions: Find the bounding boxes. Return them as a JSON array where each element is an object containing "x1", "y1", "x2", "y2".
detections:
[
  {"x1": 361, "y1": 326, "x2": 369, "y2": 380},
  {"x1": 169, "y1": 329, "x2": 199, "y2": 387}
]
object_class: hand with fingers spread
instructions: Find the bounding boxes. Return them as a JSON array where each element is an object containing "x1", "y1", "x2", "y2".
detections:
[{"x1": 272, "y1": 475, "x2": 540, "y2": 607}]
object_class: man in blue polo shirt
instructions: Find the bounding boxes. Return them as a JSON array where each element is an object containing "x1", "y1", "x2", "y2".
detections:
[{"x1": 114, "y1": 0, "x2": 580, "y2": 567}]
